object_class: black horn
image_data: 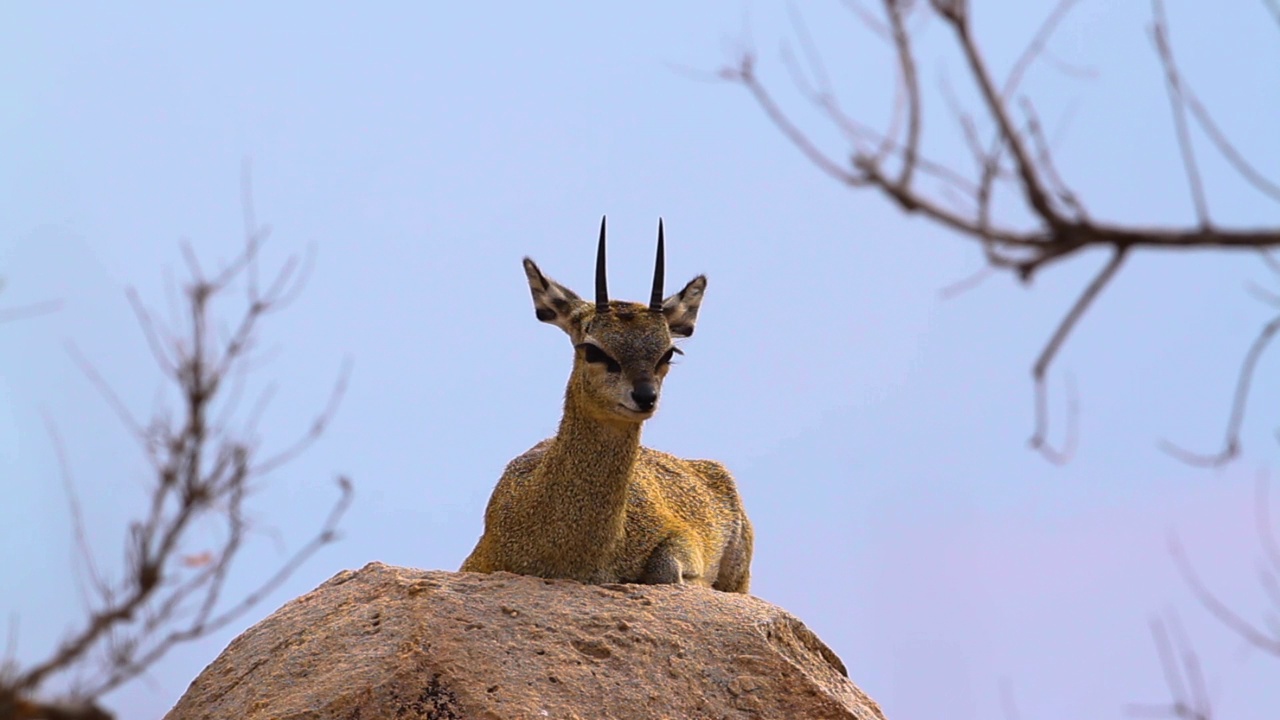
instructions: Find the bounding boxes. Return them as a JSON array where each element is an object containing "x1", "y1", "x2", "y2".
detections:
[
  {"x1": 650, "y1": 218, "x2": 665, "y2": 311},
  {"x1": 595, "y1": 215, "x2": 609, "y2": 313}
]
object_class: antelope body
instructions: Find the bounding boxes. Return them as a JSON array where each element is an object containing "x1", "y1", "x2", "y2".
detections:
[{"x1": 460, "y1": 218, "x2": 753, "y2": 593}]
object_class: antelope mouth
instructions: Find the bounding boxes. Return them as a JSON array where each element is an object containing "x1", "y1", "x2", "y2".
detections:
[{"x1": 616, "y1": 403, "x2": 655, "y2": 418}]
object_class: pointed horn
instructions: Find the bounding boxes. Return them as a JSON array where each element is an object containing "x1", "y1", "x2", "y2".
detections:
[
  {"x1": 650, "y1": 218, "x2": 665, "y2": 311},
  {"x1": 595, "y1": 215, "x2": 609, "y2": 313}
]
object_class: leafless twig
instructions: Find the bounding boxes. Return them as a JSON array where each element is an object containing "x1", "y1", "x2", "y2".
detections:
[
  {"x1": 1028, "y1": 248, "x2": 1124, "y2": 462},
  {"x1": 727, "y1": 0, "x2": 1280, "y2": 460},
  {"x1": 1127, "y1": 613, "x2": 1213, "y2": 720},
  {"x1": 0, "y1": 300, "x2": 63, "y2": 324},
  {"x1": 1169, "y1": 531, "x2": 1280, "y2": 656},
  {"x1": 938, "y1": 264, "x2": 997, "y2": 300},
  {"x1": 1151, "y1": 0, "x2": 1210, "y2": 227},
  {"x1": 1159, "y1": 314, "x2": 1280, "y2": 466},
  {"x1": 1, "y1": 181, "x2": 353, "y2": 718}
]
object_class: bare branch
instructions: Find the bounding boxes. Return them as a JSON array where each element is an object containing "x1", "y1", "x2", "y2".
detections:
[
  {"x1": 0, "y1": 299, "x2": 63, "y2": 324},
  {"x1": 1029, "y1": 369, "x2": 1080, "y2": 465},
  {"x1": 732, "y1": 56, "x2": 866, "y2": 187},
  {"x1": 937, "y1": 62, "x2": 1013, "y2": 230},
  {"x1": 65, "y1": 344, "x2": 147, "y2": 443},
  {"x1": 241, "y1": 159, "x2": 262, "y2": 304},
  {"x1": 839, "y1": 0, "x2": 892, "y2": 41},
  {"x1": 125, "y1": 289, "x2": 177, "y2": 379},
  {"x1": 1167, "y1": 614, "x2": 1213, "y2": 720},
  {"x1": 44, "y1": 420, "x2": 109, "y2": 608},
  {"x1": 785, "y1": 1, "x2": 833, "y2": 100},
  {"x1": 1029, "y1": 249, "x2": 1127, "y2": 458},
  {"x1": 1160, "y1": 313, "x2": 1280, "y2": 466},
  {"x1": 251, "y1": 357, "x2": 352, "y2": 478},
  {"x1": 1127, "y1": 614, "x2": 1213, "y2": 720},
  {"x1": 731, "y1": 0, "x2": 1280, "y2": 459},
  {"x1": 883, "y1": 0, "x2": 922, "y2": 189},
  {"x1": 1174, "y1": 63, "x2": 1280, "y2": 205},
  {"x1": 1136, "y1": 609, "x2": 1213, "y2": 717},
  {"x1": 940, "y1": 0, "x2": 1061, "y2": 225},
  {"x1": 1020, "y1": 98, "x2": 1087, "y2": 221},
  {"x1": 938, "y1": 264, "x2": 996, "y2": 300},
  {"x1": 1151, "y1": 0, "x2": 1210, "y2": 227},
  {"x1": 1151, "y1": 618, "x2": 1189, "y2": 715},
  {"x1": 3, "y1": 186, "x2": 352, "y2": 715},
  {"x1": 89, "y1": 476, "x2": 352, "y2": 697},
  {"x1": 1170, "y1": 533, "x2": 1280, "y2": 656},
  {"x1": 1002, "y1": 0, "x2": 1084, "y2": 100},
  {"x1": 1266, "y1": 0, "x2": 1280, "y2": 27}
]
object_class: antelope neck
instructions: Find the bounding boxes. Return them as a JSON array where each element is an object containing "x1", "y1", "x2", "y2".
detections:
[{"x1": 551, "y1": 390, "x2": 643, "y2": 469}]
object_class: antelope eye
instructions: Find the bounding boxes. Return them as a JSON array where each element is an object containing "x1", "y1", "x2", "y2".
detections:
[
  {"x1": 581, "y1": 344, "x2": 621, "y2": 373},
  {"x1": 656, "y1": 348, "x2": 678, "y2": 370}
]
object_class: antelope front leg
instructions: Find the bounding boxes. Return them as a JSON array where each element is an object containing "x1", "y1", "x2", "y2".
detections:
[
  {"x1": 641, "y1": 540, "x2": 682, "y2": 584},
  {"x1": 641, "y1": 539, "x2": 704, "y2": 585}
]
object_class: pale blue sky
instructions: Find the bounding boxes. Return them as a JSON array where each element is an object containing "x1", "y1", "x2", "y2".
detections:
[{"x1": 2, "y1": 2, "x2": 1279, "y2": 718}]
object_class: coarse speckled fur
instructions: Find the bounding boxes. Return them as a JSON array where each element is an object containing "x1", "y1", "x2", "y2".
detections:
[{"x1": 460, "y1": 246, "x2": 753, "y2": 593}]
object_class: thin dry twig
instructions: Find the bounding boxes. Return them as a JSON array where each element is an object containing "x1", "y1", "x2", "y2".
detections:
[
  {"x1": 1266, "y1": 0, "x2": 1280, "y2": 27},
  {"x1": 1028, "y1": 248, "x2": 1126, "y2": 461},
  {"x1": 1126, "y1": 614, "x2": 1213, "y2": 720},
  {"x1": 731, "y1": 55, "x2": 865, "y2": 188},
  {"x1": 1020, "y1": 98, "x2": 1087, "y2": 221},
  {"x1": 1159, "y1": 313, "x2": 1280, "y2": 466},
  {"x1": 44, "y1": 421, "x2": 111, "y2": 619},
  {"x1": 1147, "y1": 486, "x2": 1280, "y2": 719},
  {"x1": 1170, "y1": 533, "x2": 1280, "y2": 656},
  {"x1": 786, "y1": 1, "x2": 833, "y2": 101},
  {"x1": 939, "y1": 264, "x2": 997, "y2": 300},
  {"x1": 2, "y1": 185, "x2": 353, "y2": 718},
  {"x1": 64, "y1": 345, "x2": 147, "y2": 442},
  {"x1": 943, "y1": 0, "x2": 1061, "y2": 226},
  {"x1": 883, "y1": 0, "x2": 922, "y2": 189},
  {"x1": 840, "y1": 0, "x2": 892, "y2": 41},
  {"x1": 1002, "y1": 0, "x2": 1084, "y2": 100},
  {"x1": 1249, "y1": 471, "x2": 1280, "y2": 618},
  {"x1": 1151, "y1": 0, "x2": 1210, "y2": 227},
  {"x1": 1179, "y1": 85, "x2": 1280, "y2": 205},
  {"x1": 727, "y1": 0, "x2": 1280, "y2": 460},
  {"x1": 1028, "y1": 369, "x2": 1080, "y2": 465},
  {"x1": 0, "y1": 299, "x2": 63, "y2": 324}
]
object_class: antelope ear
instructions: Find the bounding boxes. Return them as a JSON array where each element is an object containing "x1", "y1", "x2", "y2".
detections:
[
  {"x1": 662, "y1": 275, "x2": 706, "y2": 338},
  {"x1": 523, "y1": 258, "x2": 583, "y2": 335}
]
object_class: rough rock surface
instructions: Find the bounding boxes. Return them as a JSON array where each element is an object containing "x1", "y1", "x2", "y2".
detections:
[{"x1": 165, "y1": 562, "x2": 885, "y2": 720}]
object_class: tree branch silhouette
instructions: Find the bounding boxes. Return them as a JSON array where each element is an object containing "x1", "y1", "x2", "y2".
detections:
[
  {"x1": 727, "y1": 0, "x2": 1280, "y2": 462},
  {"x1": 1, "y1": 178, "x2": 352, "y2": 720}
]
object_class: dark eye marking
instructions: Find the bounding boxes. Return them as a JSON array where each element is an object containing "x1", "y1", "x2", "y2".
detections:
[
  {"x1": 578, "y1": 343, "x2": 621, "y2": 373},
  {"x1": 656, "y1": 346, "x2": 682, "y2": 370}
]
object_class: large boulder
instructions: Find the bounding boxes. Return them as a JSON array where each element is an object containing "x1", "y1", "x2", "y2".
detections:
[{"x1": 165, "y1": 562, "x2": 885, "y2": 720}]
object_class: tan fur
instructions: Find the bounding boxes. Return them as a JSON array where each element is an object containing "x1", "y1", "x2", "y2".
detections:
[{"x1": 460, "y1": 255, "x2": 753, "y2": 593}]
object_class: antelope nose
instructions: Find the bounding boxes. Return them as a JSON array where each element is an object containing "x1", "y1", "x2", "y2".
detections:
[{"x1": 631, "y1": 384, "x2": 658, "y2": 411}]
